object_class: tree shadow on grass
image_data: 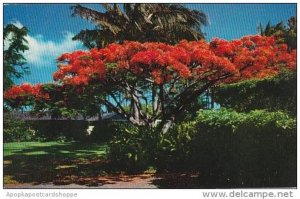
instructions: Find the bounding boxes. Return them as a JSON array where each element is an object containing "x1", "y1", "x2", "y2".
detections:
[
  {"x1": 4, "y1": 142, "x2": 161, "y2": 188},
  {"x1": 4, "y1": 142, "x2": 116, "y2": 187},
  {"x1": 5, "y1": 141, "x2": 296, "y2": 188}
]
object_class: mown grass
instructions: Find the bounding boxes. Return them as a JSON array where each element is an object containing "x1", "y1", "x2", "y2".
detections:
[
  {"x1": 4, "y1": 141, "x2": 109, "y2": 186},
  {"x1": 4, "y1": 141, "x2": 107, "y2": 157}
]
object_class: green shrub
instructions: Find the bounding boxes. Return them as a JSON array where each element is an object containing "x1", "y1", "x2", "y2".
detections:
[
  {"x1": 29, "y1": 120, "x2": 88, "y2": 141},
  {"x1": 3, "y1": 113, "x2": 124, "y2": 143},
  {"x1": 27, "y1": 120, "x2": 118, "y2": 142},
  {"x1": 3, "y1": 114, "x2": 41, "y2": 142},
  {"x1": 156, "y1": 109, "x2": 296, "y2": 187},
  {"x1": 89, "y1": 121, "x2": 126, "y2": 142},
  {"x1": 108, "y1": 124, "x2": 157, "y2": 172},
  {"x1": 214, "y1": 71, "x2": 296, "y2": 116},
  {"x1": 155, "y1": 121, "x2": 197, "y2": 170}
]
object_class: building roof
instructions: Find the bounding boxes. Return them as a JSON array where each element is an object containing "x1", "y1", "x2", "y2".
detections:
[{"x1": 5, "y1": 111, "x2": 127, "y2": 122}]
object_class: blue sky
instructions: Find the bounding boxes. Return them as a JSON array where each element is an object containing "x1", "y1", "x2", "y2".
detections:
[{"x1": 4, "y1": 3, "x2": 296, "y2": 84}]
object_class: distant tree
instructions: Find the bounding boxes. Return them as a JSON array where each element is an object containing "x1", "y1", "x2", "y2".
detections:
[
  {"x1": 258, "y1": 16, "x2": 296, "y2": 50},
  {"x1": 71, "y1": 3, "x2": 208, "y2": 48},
  {"x1": 3, "y1": 24, "x2": 29, "y2": 90}
]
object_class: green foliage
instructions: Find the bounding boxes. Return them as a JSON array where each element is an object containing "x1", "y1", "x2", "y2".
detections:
[
  {"x1": 194, "y1": 108, "x2": 296, "y2": 133},
  {"x1": 90, "y1": 121, "x2": 128, "y2": 141},
  {"x1": 29, "y1": 120, "x2": 88, "y2": 141},
  {"x1": 106, "y1": 108, "x2": 296, "y2": 186},
  {"x1": 34, "y1": 84, "x2": 101, "y2": 119},
  {"x1": 214, "y1": 71, "x2": 296, "y2": 115},
  {"x1": 176, "y1": 94, "x2": 211, "y2": 122},
  {"x1": 4, "y1": 24, "x2": 29, "y2": 90},
  {"x1": 108, "y1": 124, "x2": 158, "y2": 171},
  {"x1": 156, "y1": 109, "x2": 296, "y2": 187},
  {"x1": 3, "y1": 114, "x2": 41, "y2": 142},
  {"x1": 29, "y1": 121, "x2": 120, "y2": 142},
  {"x1": 3, "y1": 113, "x2": 123, "y2": 143},
  {"x1": 155, "y1": 121, "x2": 198, "y2": 170},
  {"x1": 258, "y1": 16, "x2": 296, "y2": 49}
]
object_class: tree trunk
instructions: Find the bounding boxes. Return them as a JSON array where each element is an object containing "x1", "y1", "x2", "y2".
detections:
[
  {"x1": 133, "y1": 100, "x2": 140, "y2": 121},
  {"x1": 210, "y1": 88, "x2": 214, "y2": 109},
  {"x1": 152, "y1": 86, "x2": 161, "y2": 114},
  {"x1": 98, "y1": 107, "x2": 103, "y2": 122},
  {"x1": 159, "y1": 84, "x2": 165, "y2": 117},
  {"x1": 161, "y1": 118, "x2": 174, "y2": 134}
]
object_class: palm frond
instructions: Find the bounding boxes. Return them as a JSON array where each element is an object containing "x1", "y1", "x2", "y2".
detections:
[
  {"x1": 73, "y1": 29, "x2": 116, "y2": 48},
  {"x1": 72, "y1": 3, "x2": 208, "y2": 48},
  {"x1": 71, "y1": 4, "x2": 121, "y2": 35}
]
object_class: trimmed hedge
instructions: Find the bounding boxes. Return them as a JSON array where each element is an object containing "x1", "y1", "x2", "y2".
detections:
[
  {"x1": 157, "y1": 109, "x2": 296, "y2": 187},
  {"x1": 4, "y1": 117, "x2": 122, "y2": 142},
  {"x1": 107, "y1": 109, "x2": 296, "y2": 187},
  {"x1": 4, "y1": 114, "x2": 39, "y2": 142},
  {"x1": 214, "y1": 71, "x2": 296, "y2": 116}
]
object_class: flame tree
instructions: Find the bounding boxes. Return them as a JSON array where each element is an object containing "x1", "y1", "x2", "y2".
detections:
[{"x1": 4, "y1": 35, "x2": 296, "y2": 132}]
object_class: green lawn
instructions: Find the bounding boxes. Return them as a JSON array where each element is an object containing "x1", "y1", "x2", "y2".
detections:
[
  {"x1": 4, "y1": 141, "x2": 109, "y2": 186},
  {"x1": 4, "y1": 141, "x2": 107, "y2": 157},
  {"x1": 4, "y1": 141, "x2": 201, "y2": 188}
]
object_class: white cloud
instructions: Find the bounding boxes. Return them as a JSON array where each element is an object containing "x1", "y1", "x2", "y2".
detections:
[
  {"x1": 24, "y1": 32, "x2": 83, "y2": 67},
  {"x1": 6, "y1": 20, "x2": 83, "y2": 67}
]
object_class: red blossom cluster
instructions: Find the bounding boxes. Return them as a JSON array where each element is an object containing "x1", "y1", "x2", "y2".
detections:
[
  {"x1": 53, "y1": 50, "x2": 106, "y2": 85},
  {"x1": 4, "y1": 83, "x2": 49, "y2": 101},
  {"x1": 4, "y1": 35, "x2": 296, "y2": 104},
  {"x1": 51, "y1": 35, "x2": 296, "y2": 85},
  {"x1": 209, "y1": 36, "x2": 296, "y2": 79}
]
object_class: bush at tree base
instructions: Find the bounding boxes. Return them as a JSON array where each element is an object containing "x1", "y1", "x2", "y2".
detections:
[
  {"x1": 108, "y1": 123, "x2": 158, "y2": 172},
  {"x1": 158, "y1": 109, "x2": 296, "y2": 187},
  {"x1": 109, "y1": 109, "x2": 296, "y2": 187}
]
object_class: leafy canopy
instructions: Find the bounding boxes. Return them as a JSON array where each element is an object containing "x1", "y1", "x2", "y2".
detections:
[
  {"x1": 214, "y1": 70, "x2": 296, "y2": 116},
  {"x1": 4, "y1": 35, "x2": 296, "y2": 128}
]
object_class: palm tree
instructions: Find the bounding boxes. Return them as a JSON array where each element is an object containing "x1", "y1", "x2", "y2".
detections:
[{"x1": 71, "y1": 3, "x2": 208, "y2": 48}]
